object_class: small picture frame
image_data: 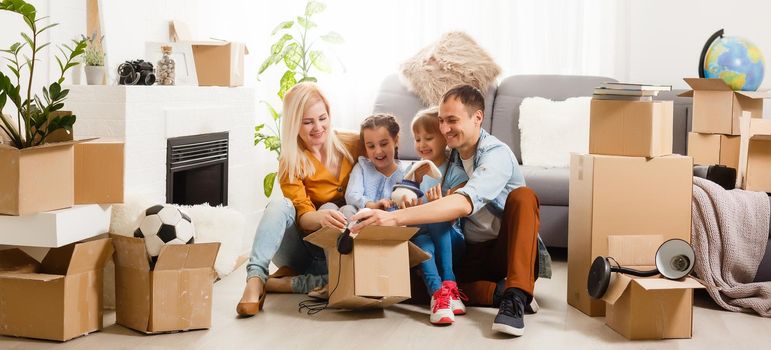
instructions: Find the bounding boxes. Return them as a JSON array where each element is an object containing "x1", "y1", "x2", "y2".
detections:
[{"x1": 145, "y1": 42, "x2": 198, "y2": 86}]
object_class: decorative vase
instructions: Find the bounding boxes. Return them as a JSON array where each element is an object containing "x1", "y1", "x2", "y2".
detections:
[{"x1": 85, "y1": 65, "x2": 105, "y2": 85}]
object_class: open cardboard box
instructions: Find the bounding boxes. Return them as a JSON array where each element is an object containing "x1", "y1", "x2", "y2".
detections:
[
  {"x1": 75, "y1": 140, "x2": 125, "y2": 204},
  {"x1": 0, "y1": 238, "x2": 113, "y2": 341},
  {"x1": 0, "y1": 140, "x2": 89, "y2": 216},
  {"x1": 304, "y1": 226, "x2": 429, "y2": 309},
  {"x1": 111, "y1": 234, "x2": 220, "y2": 334},
  {"x1": 589, "y1": 99, "x2": 674, "y2": 157},
  {"x1": 738, "y1": 115, "x2": 771, "y2": 192},
  {"x1": 567, "y1": 153, "x2": 693, "y2": 316},
  {"x1": 687, "y1": 132, "x2": 740, "y2": 170},
  {"x1": 679, "y1": 78, "x2": 771, "y2": 135},
  {"x1": 170, "y1": 21, "x2": 248, "y2": 87},
  {"x1": 601, "y1": 235, "x2": 704, "y2": 340}
]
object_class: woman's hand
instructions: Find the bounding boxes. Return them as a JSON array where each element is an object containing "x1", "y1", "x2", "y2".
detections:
[
  {"x1": 425, "y1": 184, "x2": 443, "y2": 202},
  {"x1": 318, "y1": 209, "x2": 347, "y2": 231}
]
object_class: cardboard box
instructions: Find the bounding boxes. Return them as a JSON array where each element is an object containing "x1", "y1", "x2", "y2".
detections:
[
  {"x1": 567, "y1": 153, "x2": 692, "y2": 316},
  {"x1": 589, "y1": 99, "x2": 674, "y2": 157},
  {"x1": 111, "y1": 234, "x2": 220, "y2": 333},
  {"x1": 304, "y1": 226, "x2": 429, "y2": 309},
  {"x1": 0, "y1": 238, "x2": 113, "y2": 341},
  {"x1": 191, "y1": 41, "x2": 248, "y2": 87},
  {"x1": 738, "y1": 116, "x2": 771, "y2": 192},
  {"x1": 75, "y1": 141, "x2": 125, "y2": 204},
  {"x1": 687, "y1": 132, "x2": 740, "y2": 169},
  {"x1": 679, "y1": 78, "x2": 771, "y2": 135},
  {"x1": 0, "y1": 141, "x2": 76, "y2": 216},
  {"x1": 601, "y1": 234, "x2": 704, "y2": 340}
]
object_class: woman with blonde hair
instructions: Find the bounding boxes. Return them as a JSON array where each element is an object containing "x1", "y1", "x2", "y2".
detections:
[{"x1": 237, "y1": 83, "x2": 360, "y2": 317}]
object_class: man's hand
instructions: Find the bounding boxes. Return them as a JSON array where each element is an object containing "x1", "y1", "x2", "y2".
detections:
[
  {"x1": 318, "y1": 209, "x2": 347, "y2": 231},
  {"x1": 350, "y1": 209, "x2": 398, "y2": 233}
]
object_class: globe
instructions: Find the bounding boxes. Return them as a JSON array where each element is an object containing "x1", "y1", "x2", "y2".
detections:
[{"x1": 703, "y1": 36, "x2": 765, "y2": 91}]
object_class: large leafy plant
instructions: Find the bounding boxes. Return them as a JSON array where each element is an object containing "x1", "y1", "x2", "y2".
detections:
[
  {"x1": 0, "y1": 0, "x2": 86, "y2": 149},
  {"x1": 254, "y1": 0, "x2": 343, "y2": 197}
]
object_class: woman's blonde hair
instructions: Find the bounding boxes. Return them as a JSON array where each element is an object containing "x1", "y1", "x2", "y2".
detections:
[
  {"x1": 411, "y1": 106, "x2": 440, "y2": 135},
  {"x1": 279, "y1": 82, "x2": 353, "y2": 183}
]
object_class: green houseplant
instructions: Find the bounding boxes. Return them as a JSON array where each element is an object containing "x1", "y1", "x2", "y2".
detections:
[
  {"x1": 82, "y1": 32, "x2": 105, "y2": 85},
  {"x1": 254, "y1": 0, "x2": 344, "y2": 197},
  {"x1": 0, "y1": 0, "x2": 86, "y2": 149}
]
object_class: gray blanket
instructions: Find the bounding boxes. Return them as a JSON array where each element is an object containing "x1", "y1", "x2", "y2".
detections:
[{"x1": 692, "y1": 177, "x2": 771, "y2": 316}]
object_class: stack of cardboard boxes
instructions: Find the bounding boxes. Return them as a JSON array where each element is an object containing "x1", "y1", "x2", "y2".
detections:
[
  {"x1": 682, "y1": 78, "x2": 771, "y2": 192},
  {"x1": 567, "y1": 88, "x2": 703, "y2": 340}
]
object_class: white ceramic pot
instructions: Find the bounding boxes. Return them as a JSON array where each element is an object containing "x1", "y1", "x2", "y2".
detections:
[{"x1": 84, "y1": 65, "x2": 105, "y2": 85}]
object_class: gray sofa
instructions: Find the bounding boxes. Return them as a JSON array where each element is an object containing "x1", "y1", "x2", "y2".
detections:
[{"x1": 373, "y1": 73, "x2": 771, "y2": 281}]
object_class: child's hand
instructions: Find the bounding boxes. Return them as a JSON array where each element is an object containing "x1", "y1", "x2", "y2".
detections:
[
  {"x1": 398, "y1": 195, "x2": 423, "y2": 209},
  {"x1": 376, "y1": 198, "x2": 394, "y2": 210},
  {"x1": 426, "y1": 184, "x2": 443, "y2": 202}
]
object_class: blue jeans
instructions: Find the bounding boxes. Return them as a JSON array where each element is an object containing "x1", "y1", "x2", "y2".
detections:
[
  {"x1": 246, "y1": 198, "x2": 328, "y2": 293},
  {"x1": 412, "y1": 221, "x2": 465, "y2": 295}
]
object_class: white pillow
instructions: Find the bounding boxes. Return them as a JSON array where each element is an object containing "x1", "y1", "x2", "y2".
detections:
[{"x1": 518, "y1": 96, "x2": 591, "y2": 168}]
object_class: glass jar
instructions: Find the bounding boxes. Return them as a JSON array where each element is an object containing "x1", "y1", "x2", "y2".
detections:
[{"x1": 157, "y1": 45, "x2": 175, "y2": 86}]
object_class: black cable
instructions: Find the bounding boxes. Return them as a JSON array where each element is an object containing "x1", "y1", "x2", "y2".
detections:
[{"x1": 298, "y1": 252, "x2": 343, "y2": 315}]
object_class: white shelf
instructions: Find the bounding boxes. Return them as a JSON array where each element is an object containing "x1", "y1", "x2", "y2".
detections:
[{"x1": 0, "y1": 205, "x2": 112, "y2": 248}]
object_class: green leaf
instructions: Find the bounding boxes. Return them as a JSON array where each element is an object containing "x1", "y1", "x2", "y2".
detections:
[
  {"x1": 297, "y1": 16, "x2": 316, "y2": 29},
  {"x1": 260, "y1": 100, "x2": 280, "y2": 121},
  {"x1": 305, "y1": 1, "x2": 326, "y2": 17},
  {"x1": 20, "y1": 32, "x2": 33, "y2": 48},
  {"x1": 263, "y1": 172, "x2": 278, "y2": 198},
  {"x1": 257, "y1": 54, "x2": 277, "y2": 75},
  {"x1": 320, "y1": 31, "x2": 344, "y2": 44},
  {"x1": 298, "y1": 76, "x2": 317, "y2": 83},
  {"x1": 309, "y1": 50, "x2": 332, "y2": 73},
  {"x1": 271, "y1": 21, "x2": 294, "y2": 35},
  {"x1": 35, "y1": 41, "x2": 50, "y2": 53},
  {"x1": 36, "y1": 22, "x2": 57, "y2": 34},
  {"x1": 282, "y1": 43, "x2": 301, "y2": 70},
  {"x1": 278, "y1": 70, "x2": 297, "y2": 100},
  {"x1": 270, "y1": 34, "x2": 293, "y2": 55}
]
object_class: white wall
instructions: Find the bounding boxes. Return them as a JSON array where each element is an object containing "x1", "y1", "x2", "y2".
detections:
[{"x1": 628, "y1": 0, "x2": 771, "y2": 90}]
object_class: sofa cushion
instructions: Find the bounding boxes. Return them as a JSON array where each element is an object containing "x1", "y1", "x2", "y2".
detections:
[
  {"x1": 400, "y1": 32, "x2": 501, "y2": 107},
  {"x1": 519, "y1": 96, "x2": 591, "y2": 168},
  {"x1": 520, "y1": 165, "x2": 569, "y2": 206},
  {"x1": 372, "y1": 74, "x2": 495, "y2": 160},
  {"x1": 492, "y1": 75, "x2": 615, "y2": 163}
]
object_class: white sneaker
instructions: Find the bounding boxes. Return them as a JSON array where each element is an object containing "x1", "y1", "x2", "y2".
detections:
[
  {"x1": 443, "y1": 281, "x2": 467, "y2": 315},
  {"x1": 430, "y1": 287, "x2": 455, "y2": 325}
]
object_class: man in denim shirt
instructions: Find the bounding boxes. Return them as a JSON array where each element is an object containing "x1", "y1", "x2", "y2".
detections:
[{"x1": 353, "y1": 85, "x2": 542, "y2": 337}]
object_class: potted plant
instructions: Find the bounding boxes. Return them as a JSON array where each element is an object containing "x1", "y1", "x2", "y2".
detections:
[
  {"x1": 254, "y1": 0, "x2": 344, "y2": 197},
  {"x1": 82, "y1": 32, "x2": 105, "y2": 85},
  {"x1": 0, "y1": 0, "x2": 86, "y2": 215}
]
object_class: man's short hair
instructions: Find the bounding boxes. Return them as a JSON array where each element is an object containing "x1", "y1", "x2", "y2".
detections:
[{"x1": 441, "y1": 84, "x2": 485, "y2": 118}]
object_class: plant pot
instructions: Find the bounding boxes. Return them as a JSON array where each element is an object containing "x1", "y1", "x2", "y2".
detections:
[
  {"x1": 0, "y1": 142, "x2": 76, "y2": 215},
  {"x1": 85, "y1": 65, "x2": 105, "y2": 85}
]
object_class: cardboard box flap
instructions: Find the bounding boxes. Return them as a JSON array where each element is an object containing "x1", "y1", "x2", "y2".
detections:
[
  {"x1": 0, "y1": 138, "x2": 98, "y2": 153},
  {"x1": 110, "y1": 234, "x2": 151, "y2": 271},
  {"x1": 40, "y1": 243, "x2": 76, "y2": 275},
  {"x1": 735, "y1": 90, "x2": 771, "y2": 99},
  {"x1": 634, "y1": 277, "x2": 705, "y2": 291},
  {"x1": 0, "y1": 272, "x2": 63, "y2": 282},
  {"x1": 683, "y1": 78, "x2": 733, "y2": 92},
  {"x1": 407, "y1": 241, "x2": 431, "y2": 267},
  {"x1": 602, "y1": 273, "x2": 633, "y2": 305},
  {"x1": 154, "y1": 242, "x2": 220, "y2": 271},
  {"x1": 354, "y1": 226, "x2": 420, "y2": 242},
  {"x1": 65, "y1": 238, "x2": 114, "y2": 274},
  {"x1": 303, "y1": 227, "x2": 342, "y2": 250},
  {"x1": 0, "y1": 248, "x2": 41, "y2": 273}
]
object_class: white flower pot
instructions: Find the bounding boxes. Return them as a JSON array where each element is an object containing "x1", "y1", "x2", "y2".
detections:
[{"x1": 85, "y1": 66, "x2": 105, "y2": 85}]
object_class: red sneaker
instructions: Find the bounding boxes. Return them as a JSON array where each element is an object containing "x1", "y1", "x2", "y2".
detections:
[
  {"x1": 430, "y1": 286, "x2": 454, "y2": 325},
  {"x1": 443, "y1": 281, "x2": 468, "y2": 315}
]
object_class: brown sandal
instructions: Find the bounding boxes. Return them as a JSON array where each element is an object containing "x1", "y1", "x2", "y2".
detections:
[{"x1": 236, "y1": 280, "x2": 266, "y2": 317}]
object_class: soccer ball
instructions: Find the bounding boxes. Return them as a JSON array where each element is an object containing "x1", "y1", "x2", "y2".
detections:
[{"x1": 133, "y1": 205, "x2": 195, "y2": 260}]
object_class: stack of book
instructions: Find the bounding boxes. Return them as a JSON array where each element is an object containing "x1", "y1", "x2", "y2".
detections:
[{"x1": 593, "y1": 82, "x2": 672, "y2": 101}]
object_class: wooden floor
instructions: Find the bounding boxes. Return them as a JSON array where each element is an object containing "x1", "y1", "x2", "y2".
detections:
[{"x1": 1, "y1": 251, "x2": 768, "y2": 349}]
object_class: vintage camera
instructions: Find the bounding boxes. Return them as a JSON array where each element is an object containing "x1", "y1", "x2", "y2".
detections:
[{"x1": 117, "y1": 60, "x2": 156, "y2": 85}]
